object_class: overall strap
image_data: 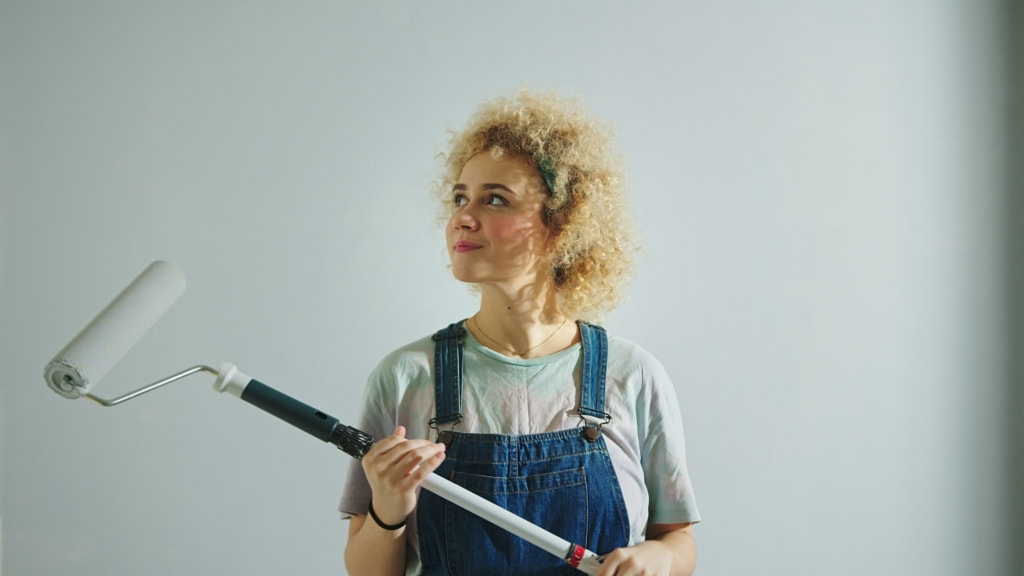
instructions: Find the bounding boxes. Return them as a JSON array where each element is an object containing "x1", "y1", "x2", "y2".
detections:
[
  {"x1": 578, "y1": 321, "x2": 611, "y2": 421},
  {"x1": 430, "y1": 321, "x2": 466, "y2": 428}
]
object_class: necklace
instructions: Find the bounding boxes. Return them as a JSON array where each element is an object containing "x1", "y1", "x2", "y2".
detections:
[{"x1": 471, "y1": 313, "x2": 569, "y2": 357}]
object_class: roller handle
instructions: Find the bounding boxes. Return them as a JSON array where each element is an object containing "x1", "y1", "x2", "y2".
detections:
[
  {"x1": 212, "y1": 363, "x2": 373, "y2": 459},
  {"x1": 211, "y1": 362, "x2": 600, "y2": 574}
]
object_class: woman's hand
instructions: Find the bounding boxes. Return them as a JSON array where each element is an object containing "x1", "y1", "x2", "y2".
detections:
[
  {"x1": 360, "y1": 425, "x2": 447, "y2": 526},
  {"x1": 346, "y1": 427, "x2": 445, "y2": 576},
  {"x1": 594, "y1": 523, "x2": 696, "y2": 576}
]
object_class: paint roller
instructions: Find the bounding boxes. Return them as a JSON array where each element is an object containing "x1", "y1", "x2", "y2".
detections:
[{"x1": 43, "y1": 260, "x2": 604, "y2": 575}]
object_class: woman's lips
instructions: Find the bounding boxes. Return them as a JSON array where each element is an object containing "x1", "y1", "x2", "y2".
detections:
[{"x1": 454, "y1": 241, "x2": 482, "y2": 253}]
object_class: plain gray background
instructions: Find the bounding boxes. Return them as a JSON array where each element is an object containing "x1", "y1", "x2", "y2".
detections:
[{"x1": 1, "y1": 1, "x2": 1019, "y2": 575}]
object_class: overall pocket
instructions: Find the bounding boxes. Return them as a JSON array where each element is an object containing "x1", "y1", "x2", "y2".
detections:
[{"x1": 443, "y1": 467, "x2": 589, "y2": 576}]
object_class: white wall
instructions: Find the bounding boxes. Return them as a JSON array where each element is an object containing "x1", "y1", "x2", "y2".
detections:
[{"x1": 0, "y1": 1, "x2": 1012, "y2": 575}]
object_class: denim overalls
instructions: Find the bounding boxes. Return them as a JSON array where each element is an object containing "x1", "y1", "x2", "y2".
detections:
[{"x1": 417, "y1": 320, "x2": 630, "y2": 576}]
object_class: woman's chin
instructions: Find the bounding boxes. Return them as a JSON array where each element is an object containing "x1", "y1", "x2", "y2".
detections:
[{"x1": 449, "y1": 265, "x2": 486, "y2": 284}]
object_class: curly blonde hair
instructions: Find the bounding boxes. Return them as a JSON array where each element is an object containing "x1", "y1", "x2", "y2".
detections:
[{"x1": 436, "y1": 89, "x2": 639, "y2": 321}]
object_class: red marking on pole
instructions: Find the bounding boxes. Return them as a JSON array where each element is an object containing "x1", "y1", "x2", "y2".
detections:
[{"x1": 567, "y1": 544, "x2": 585, "y2": 568}]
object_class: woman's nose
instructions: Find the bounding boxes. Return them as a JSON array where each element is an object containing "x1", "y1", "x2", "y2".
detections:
[{"x1": 451, "y1": 207, "x2": 478, "y2": 230}]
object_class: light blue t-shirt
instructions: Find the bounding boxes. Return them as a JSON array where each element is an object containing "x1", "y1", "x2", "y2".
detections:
[{"x1": 339, "y1": 325, "x2": 700, "y2": 571}]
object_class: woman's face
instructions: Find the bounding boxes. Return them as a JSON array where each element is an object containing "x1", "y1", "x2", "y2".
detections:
[{"x1": 446, "y1": 152, "x2": 552, "y2": 289}]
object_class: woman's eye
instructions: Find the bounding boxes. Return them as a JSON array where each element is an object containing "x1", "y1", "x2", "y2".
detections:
[{"x1": 452, "y1": 192, "x2": 507, "y2": 207}]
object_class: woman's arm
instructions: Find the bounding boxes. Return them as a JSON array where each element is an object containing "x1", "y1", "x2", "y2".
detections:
[
  {"x1": 345, "y1": 514, "x2": 409, "y2": 576},
  {"x1": 594, "y1": 523, "x2": 696, "y2": 576},
  {"x1": 343, "y1": 426, "x2": 447, "y2": 576}
]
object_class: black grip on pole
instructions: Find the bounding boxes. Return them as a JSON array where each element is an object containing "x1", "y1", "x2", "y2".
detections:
[
  {"x1": 238, "y1": 379, "x2": 375, "y2": 459},
  {"x1": 240, "y1": 379, "x2": 339, "y2": 442}
]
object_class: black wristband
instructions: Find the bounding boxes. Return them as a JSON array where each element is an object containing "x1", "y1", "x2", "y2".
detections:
[{"x1": 367, "y1": 500, "x2": 408, "y2": 531}]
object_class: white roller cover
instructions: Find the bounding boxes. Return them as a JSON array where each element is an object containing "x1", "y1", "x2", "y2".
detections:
[{"x1": 43, "y1": 260, "x2": 187, "y2": 399}]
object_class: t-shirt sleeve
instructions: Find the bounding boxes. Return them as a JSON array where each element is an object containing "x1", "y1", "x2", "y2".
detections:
[
  {"x1": 337, "y1": 358, "x2": 399, "y2": 518},
  {"x1": 636, "y1": 349, "x2": 702, "y2": 525}
]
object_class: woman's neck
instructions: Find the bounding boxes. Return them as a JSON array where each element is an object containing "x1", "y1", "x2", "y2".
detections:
[{"x1": 470, "y1": 285, "x2": 577, "y2": 358}]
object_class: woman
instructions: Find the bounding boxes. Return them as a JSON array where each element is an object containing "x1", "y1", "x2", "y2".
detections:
[{"x1": 340, "y1": 90, "x2": 701, "y2": 576}]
